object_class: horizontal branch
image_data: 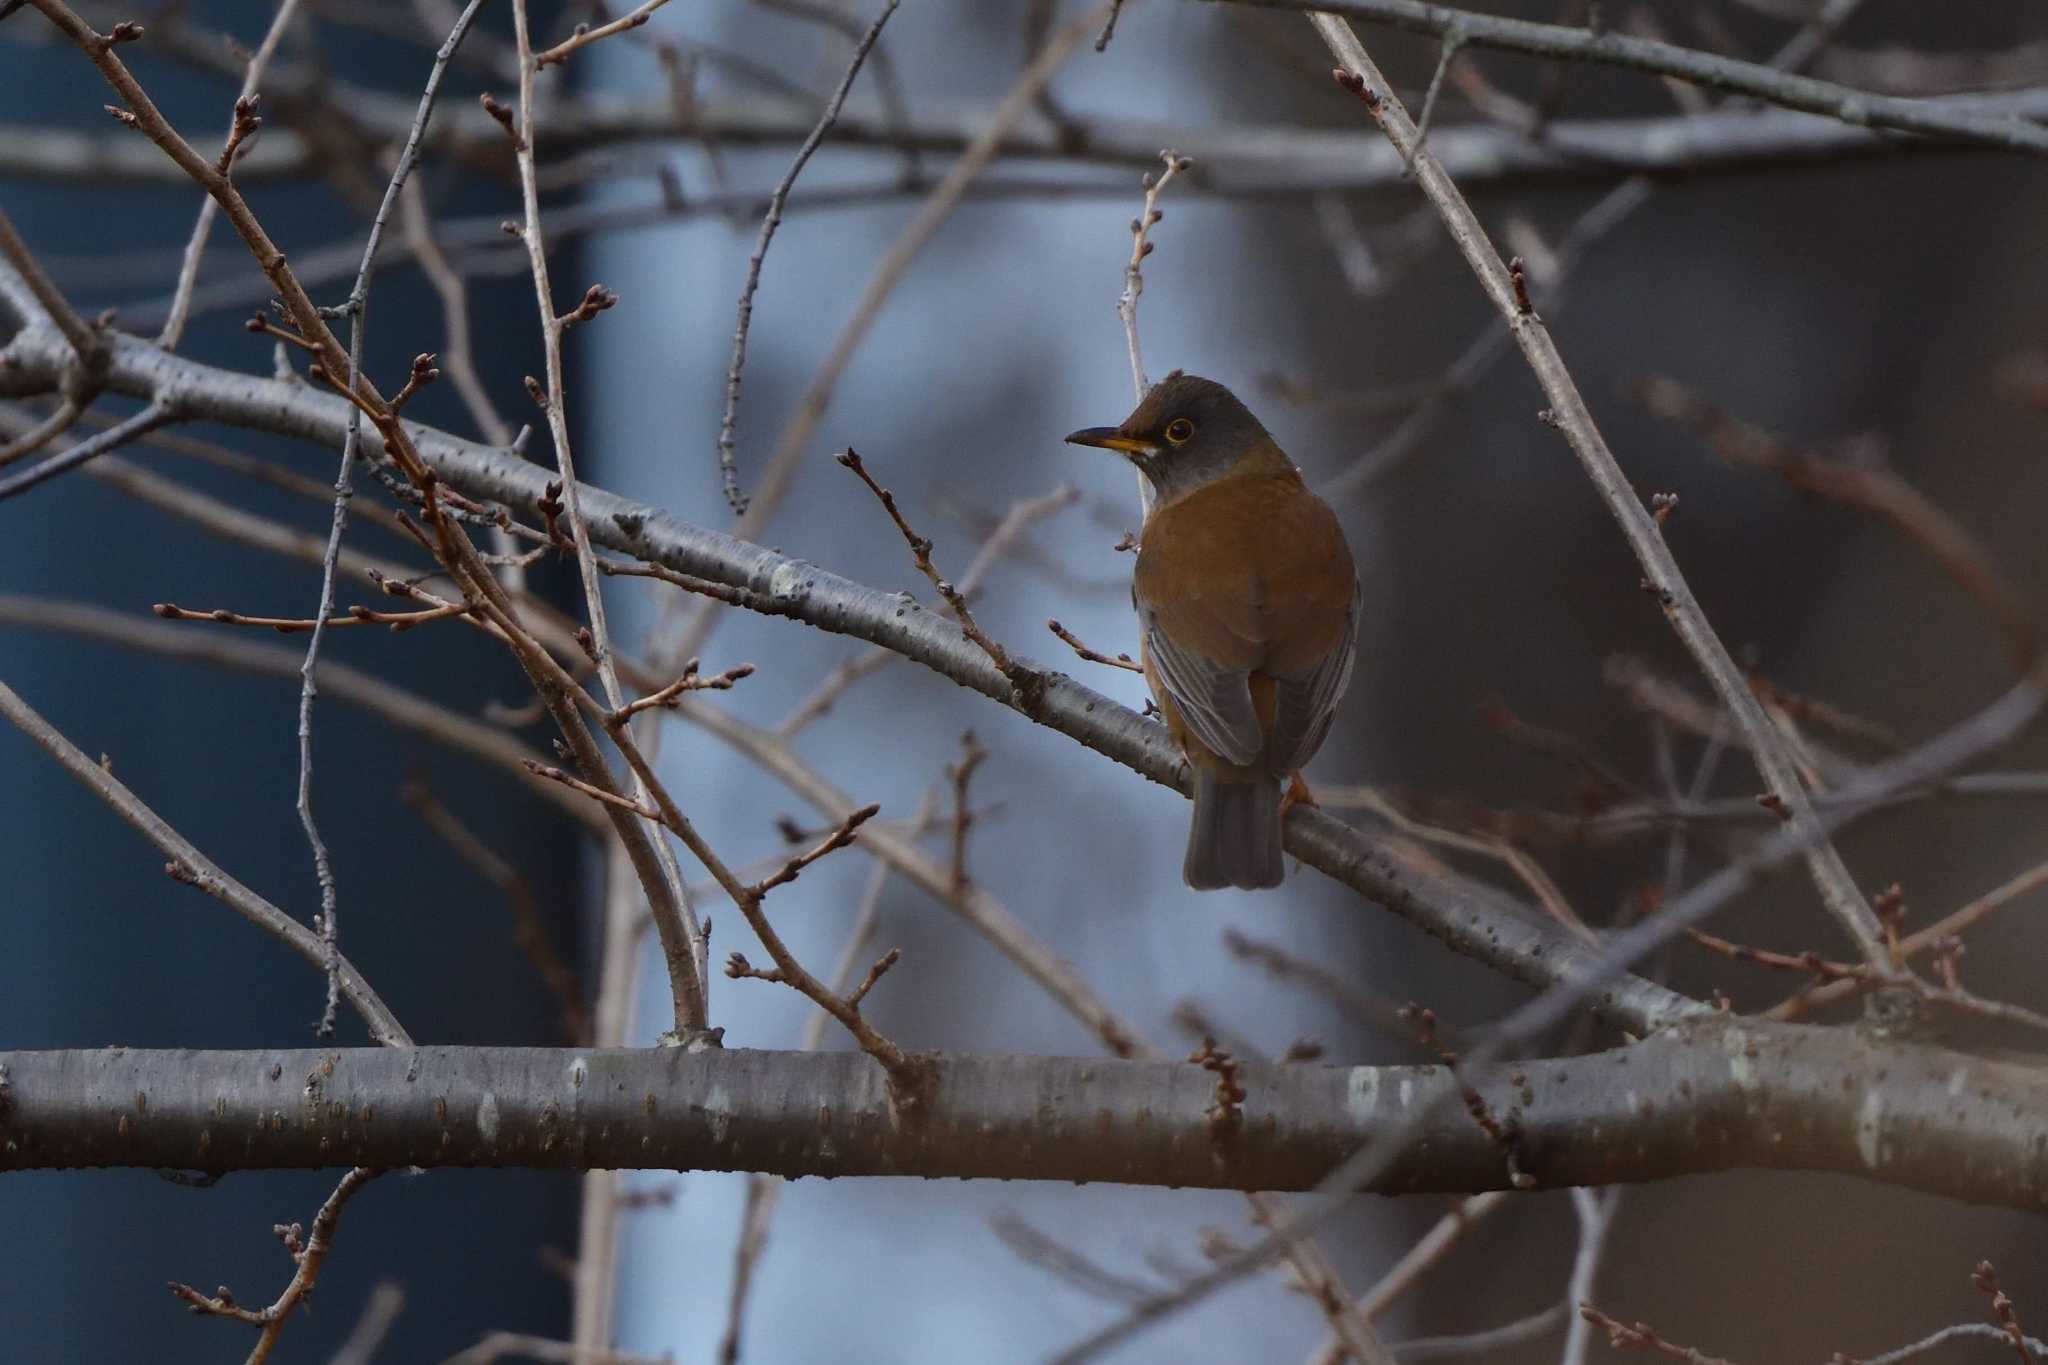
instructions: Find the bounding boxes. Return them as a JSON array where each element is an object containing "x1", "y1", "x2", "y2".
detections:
[
  {"x1": 0, "y1": 314, "x2": 1701, "y2": 1038},
  {"x1": 6, "y1": 84, "x2": 2046, "y2": 194},
  {"x1": 1226, "y1": 0, "x2": 2048, "y2": 156},
  {"x1": 4, "y1": 1020, "x2": 2047, "y2": 1209}
]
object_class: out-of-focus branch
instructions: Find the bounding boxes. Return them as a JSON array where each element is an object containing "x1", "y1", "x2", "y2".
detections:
[
  {"x1": 1221, "y1": 0, "x2": 2048, "y2": 156},
  {"x1": 11, "y1": 87, "x2": 2048, "y2": 193},
  {"x1": 1313, "y1": 13, "x2": 1895, "y2": 970},
  {"x1": 0, "y1": 677, "x2": 411, "y2": 1046},
  {"x1": 1637, "y1": 373, "x2": 2038, "y2": 672}
]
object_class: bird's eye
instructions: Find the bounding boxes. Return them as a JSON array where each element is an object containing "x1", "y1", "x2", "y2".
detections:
[{"x1": 1164, "y1": 417, "x2": 1195, "y2": 444}]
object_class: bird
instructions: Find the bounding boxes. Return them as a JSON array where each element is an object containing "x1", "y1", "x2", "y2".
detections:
[{"x1": 1066, "y1": 372, "x2": 1359, "y2": 891}]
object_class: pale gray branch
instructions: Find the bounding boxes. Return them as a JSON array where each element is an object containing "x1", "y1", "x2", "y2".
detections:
[{"x1": 4, "y1": 1020, "x2": 2048, "y2": 1210}]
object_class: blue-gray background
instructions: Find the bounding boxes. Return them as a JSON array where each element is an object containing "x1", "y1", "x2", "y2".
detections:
[{"x1": 7, "y1": 2, "x2": 2048, "y2": 1362}]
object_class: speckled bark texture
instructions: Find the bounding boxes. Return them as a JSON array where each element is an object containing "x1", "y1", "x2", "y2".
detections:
[
  {"x1": 0, "y1": 321, "x2": 1701, "y2": 1039},
  {"x1": 4, "y1": 1020, "x2": 2046, "y2": 1207}
]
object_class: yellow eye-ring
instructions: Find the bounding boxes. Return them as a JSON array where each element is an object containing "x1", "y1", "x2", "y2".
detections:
[{"x1": 1164, "y1": 417, "x2": 1195, "y2": 444}]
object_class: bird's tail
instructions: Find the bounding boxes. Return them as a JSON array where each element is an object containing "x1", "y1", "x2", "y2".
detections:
[{"x1": 1184, "y1": 771, "x2": 1285, "y2": 891}]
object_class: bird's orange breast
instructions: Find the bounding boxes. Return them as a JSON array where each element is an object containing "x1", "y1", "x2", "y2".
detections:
[{"x1": 1133, "y1": 467, "x2": 1356, "y2": 676}]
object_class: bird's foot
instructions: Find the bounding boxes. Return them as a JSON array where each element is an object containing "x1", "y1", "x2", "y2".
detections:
[{"x1": 1281, "y1": 772, "x2": 1317, "y2": 818}]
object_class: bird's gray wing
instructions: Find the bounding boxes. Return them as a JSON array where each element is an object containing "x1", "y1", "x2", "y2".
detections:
[
  {"x1": 1137, "y1": 594, "x2": 1265, "y2": 768},
  {"x1": 1266, "y1": 584, "x2": 1359, "y2": 774}
]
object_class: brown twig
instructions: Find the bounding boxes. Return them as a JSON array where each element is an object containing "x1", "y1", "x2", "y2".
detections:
[
  {"x1": 168, "y1": 1167, "x2": 384, "y2": 1364},
  {"x1": 1577, "y1": 1304, "x2": 1739, "y2": 1364},
  {"x1": 532, "y1": 0, "x2": 672, "y2": 68},
  {"x1": 1400, "y1": 1005, "x2": 1534, "y2": 1189},
  {"x1": 1047, "y1": 618, "x2": 1144, "y2": 673},
  {"x1": 1974, "y1": 1261, "x2": 2040, "y2": 1365},
  {"x1": 750, "y1": 803, "x2": 881, "y2": 898},
  {"x1": 946, "y1": 731, "x2": 987, "y2": 894},
  {"x1": 1637, "y1": 373, "x2": 2039, "y2": 672},
  {"x1": 523, "y1": 761, "x2": 662, "y2": 820},
  {"x1": 609, "y1": 659, "x2": 756, "y2": 725},
  {"x1": 775, "y1": 484, "x2": 1079, "y2": 735},
  {"x1": 838, "y1": 449, "x2": 1019, "y2": 678},
  {"x1": 1772, "y1": 856, "x2": 2048, "y2": 1020},
  {"x1": 1315, "y1": 17, "x2": 1892, "y2": 971},
  {"x1": 1118, "y1": 149, "x2": 1192, "y2": 403},
  {"x1": 151, "y1": 600, "x2": 470, "y2": 633}
]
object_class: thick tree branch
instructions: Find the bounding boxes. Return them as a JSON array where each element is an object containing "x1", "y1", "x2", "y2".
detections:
[
  {"x1": 4, "y1": 1020, "x2": 2048, "y2": 1210},
  {"x1": 0, "y1": 309, "x2": 1712, "y2": 1038}
]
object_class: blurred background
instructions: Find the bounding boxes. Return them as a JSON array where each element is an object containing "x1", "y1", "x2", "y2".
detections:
[{"x1": 5, "y1": 1, "x2": 2048, "y2": 1360}]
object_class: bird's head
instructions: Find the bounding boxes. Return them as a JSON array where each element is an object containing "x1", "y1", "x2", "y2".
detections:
[{"x1": 1064, "y1": 371, "x2": 1286, "y2": 503}]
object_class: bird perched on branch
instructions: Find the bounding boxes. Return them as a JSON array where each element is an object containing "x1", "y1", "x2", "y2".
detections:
[{"x1": 1067, "y1": 372, "x2": 1358, "y2": 890}]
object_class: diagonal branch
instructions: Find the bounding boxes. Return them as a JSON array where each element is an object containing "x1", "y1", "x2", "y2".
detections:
[{"x1": 1312, "y1": 12, "x2": 1897, "y2": 970}]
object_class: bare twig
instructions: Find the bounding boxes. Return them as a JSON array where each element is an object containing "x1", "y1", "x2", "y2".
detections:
[
  {"x1": 1316, "y1": 14, "x2": 1893, "y2": 970},
  {"x1": 157, "y1": 0, "x2": 305, "y2": 350},
  {"x1": 1227, "y1": 0, "x2": 2048, "y2": 155},
  {"x1": 328, "y1": 1281, "x2": 405, "y2": 1365},
  {"x1": 151, "y1": 600, "x2": 470, "y2": 632},
  {"x1": 774, "y1": 484, "x2": 1079, "y2": 735},
  {"x1": 169, "y1": 1167, "x2": 385, "y2": 1364},
  {"x1": 0, "y1": 678, "x2": 410, "y2": 1044},
  {"x1": 716, "y1": 0, "x2": 899, "y2": 514},
  {"x1": 1575, "y1": 1304, "x2": 1737, "y2": 1364},
  {"x1": 1560, "y1": 1188, "x2": 1622, "y2": 1365},
  {"x1": 1047, "y1": 618, "x2": 1144, "y2": 672},
  {"x1": 508, "y1": 0, "x2": 709, "y2": 1034},
  {"x1": 0, "y1": 397, "x2": 81, "y2": 468},
  {"x1": 838, "y1": 449, "x2": 1020, "y2": 678},
  {"x1": 298, "y1": 0, "x2": 490, "y2": 1037},
  {"x1": 532, "y1": 0, "x2": 673, "y2": 69},
  {"x1": 1118, "y1": 149, "x2": 1191, "y2": 402},
  {"x1": 609, "y1": 659, "x2": 756, "y2": 725},
  {"x1": 0, "y1": 399, "x2": 179, "y2": 501}
]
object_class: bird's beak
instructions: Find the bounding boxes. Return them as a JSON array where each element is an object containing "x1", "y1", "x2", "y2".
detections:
[{"x1": 1064, "y1": 427, "x2": 1158, "y2": 460}]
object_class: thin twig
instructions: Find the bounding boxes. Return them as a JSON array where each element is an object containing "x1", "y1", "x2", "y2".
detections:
[
  {"x1": 1118, "y1": 149, "x2": 1191, "y2": 403},
  {"x1": 715, "y1": 0, "x2": 899, "y2": 514},
  {"x1": 157, "y1": 0, "x2": 305, "y2": 350},
  {"x1": 532, "y1": 0, "x2": 673, "y2": 68},
  {"x1": 838, "y1": 449, "x2": 1019, "y2": 677},
  {"x1": 299, "y1": 0, "x2": 490, "y2": 1036},
  {"x1": 1316, "y1": 14, "x2": 1893, "y2": 970},
  {"x1": 1225, "y1": 0, "x2": 2048, "y2": 155},
  {"x1": 1576, "y1": 1305, "x2": 1738, "y2": 1364},
  {"x1": 0, "y1": 678, "x2": 411, "y2": 1045},
  {"x1": 170, "y1": 1168, "x2": 384, "y2": 1364},
  {"x1": 774, "y1": 484, "x2": 1078, "y2": 735},
  {"x1": 0, "y1": 399, "x2": 178, "y2": 501},
  {"x1": 0, "y1": 397, "x2": 81, "y2": 469},
  {"x1": 1047, "y1": 618, "x2": 1144, "y2": 672},
  {"x1": 509, "y1": 0, "x2": 709, "y2": 1034},
  {"x1": 1559, "y1": 1188, "x2": 1622, "y2": 1365}
]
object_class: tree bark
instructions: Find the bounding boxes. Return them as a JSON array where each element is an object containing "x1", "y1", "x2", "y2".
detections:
[{"x1": 5, "y1": 1019, "x2": 2046, "y2": 1210}]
